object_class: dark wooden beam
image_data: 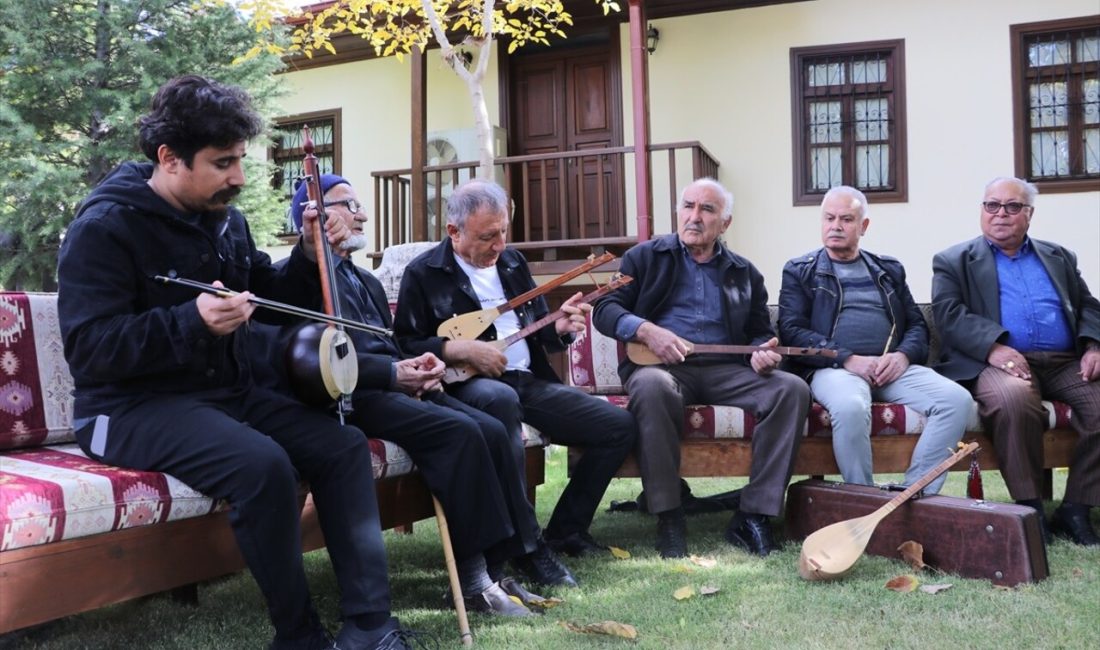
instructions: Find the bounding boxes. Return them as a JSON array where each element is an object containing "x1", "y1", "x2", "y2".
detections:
[{"x1": 411, "y1": 47, "x2": 427, "y2": 242}]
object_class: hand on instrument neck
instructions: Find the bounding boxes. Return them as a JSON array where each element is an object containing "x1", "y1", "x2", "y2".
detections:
[{"x1": 299, "y1": 204, "x2": 353, "y2": 263}]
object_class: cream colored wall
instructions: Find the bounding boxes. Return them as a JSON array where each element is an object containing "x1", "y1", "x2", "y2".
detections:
[
  {"x1": 267, "y1": 50, "x2": 502, "y2": 264},
  {"x1": 630, "y1": 0, "x2": 1100, "y2": 301}
]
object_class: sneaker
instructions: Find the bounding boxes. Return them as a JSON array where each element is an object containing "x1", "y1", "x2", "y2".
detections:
[
  {"x1": 335, "y1": 616, "x2": 437, "y2": 649},
  {"x1": 511, "y1": 540, "x2": 579, "y2": 587}
]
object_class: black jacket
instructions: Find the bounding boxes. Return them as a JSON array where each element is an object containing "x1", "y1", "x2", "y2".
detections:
[
  {"x1": 591, "y1": 234, "x2": 776, "y2": 383},
  {"x1": 392, "y1": 238, "x2": 569, "y2": 383},
  {"x1": 777, "y1": 247, "x2": 928, "y2": 380},
  {"x1": 58, "y1": 162, "x2": 320, "y2": 418}
]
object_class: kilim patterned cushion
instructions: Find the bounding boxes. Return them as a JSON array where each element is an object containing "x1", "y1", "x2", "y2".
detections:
[
  {"x1": 0, "y1": 291, "x2": 544, "y2": 552},
  {"x1": 568, "y1": 312, "x2": 1073, "y2": 440}
]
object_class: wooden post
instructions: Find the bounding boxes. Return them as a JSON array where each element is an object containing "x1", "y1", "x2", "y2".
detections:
[
  {"x1": 627, "y1": 0, "x2": 653, "y2": 241},
  {"x1": 411, "y1": 46, "x2": 428, "y2": 243}
]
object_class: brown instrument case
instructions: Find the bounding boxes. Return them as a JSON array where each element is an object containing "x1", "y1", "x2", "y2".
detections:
[{"x1": 785, "y1": 479, "x2": 1048, "y2": 586}]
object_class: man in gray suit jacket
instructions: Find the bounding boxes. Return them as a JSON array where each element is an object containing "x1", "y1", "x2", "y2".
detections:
[{"x1": 932, "y1": 176, "x2": 1100, "y2": 546}]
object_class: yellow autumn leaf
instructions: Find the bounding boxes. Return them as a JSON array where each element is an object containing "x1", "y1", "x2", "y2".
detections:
[
  {"x1": 609, "y1": 546, "x2": 631, "y2": 559},
  {"x1": 560, "y1": 620, "x2": 638, "y2": 640},
  {"x1": 527, "y1": 596, "x2": 564, "y2": 610},
  {"x1": 885, "y1": 574, "x2": 920, "y2": 593},
  {"x1": 897, "y1": 540, "x2": 926, "y2": 570},
  {"x1": 700, "y1": 585, "x2": 721, "y2": 596},
  {"x1": 508, "y1": 594, "x2": 524, "y2": 606},
  {"x1": 673, "y1": 585, "x2": 695, "y2": 601},
  {"x1": 689, "y1": 555, "x2": 717, "y2": 568}
]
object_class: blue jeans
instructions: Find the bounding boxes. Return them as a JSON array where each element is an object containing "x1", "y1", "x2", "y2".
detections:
[{"x1": 811, "y1": 364, "x2": 971, "y2": 494}]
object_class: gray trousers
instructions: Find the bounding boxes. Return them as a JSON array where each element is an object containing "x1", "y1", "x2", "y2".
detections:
[
  {"x1": 810, "y1": 365, "x2": 971, "y2": 494},
  {"x1": 624, "y1": 360, "x2": 811, "y2": 517}
]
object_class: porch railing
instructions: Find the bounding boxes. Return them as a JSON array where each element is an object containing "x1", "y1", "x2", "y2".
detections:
[{"x1": 370, "y1": 141, "x2": 719, "y2": 259}]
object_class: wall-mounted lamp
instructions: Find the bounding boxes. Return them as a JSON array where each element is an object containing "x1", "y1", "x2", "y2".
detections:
[{"x1": 646, "y1": 25, "x2": 660, "y2": 54}]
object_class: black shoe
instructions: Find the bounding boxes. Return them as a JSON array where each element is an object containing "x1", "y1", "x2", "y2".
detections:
[
  {"x1": 655, "y1": 510, "x2": 687, "y2": 559},
  {"x1": 725, "y1": 512, "x2": 778, "y2": 557},
  {"x1": 511, "y1": 541, "x2": 579, "y2": 587},
  {"x1": 497, "y1": 576, "x2": 548, "y2": 610},
  {"x1": 268, "y1": 629, "x2": 336, "y2": 650},
  {"x1": 462, "y1": 582, "x2": 534, "y2": 617},
  {"x1": 545, "y1": 530, "x2": 609, "y2": 557},
  {"x1": 1050, "y1": 504, "x2": 1100, "y2": 546},
  {"x1": 336, "y1": 617, "x2": 436, "y2": 650}
]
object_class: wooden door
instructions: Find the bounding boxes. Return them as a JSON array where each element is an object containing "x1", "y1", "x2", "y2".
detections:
[{"x1": 509, "y1": 39, "x2": 623, "y2": 242}]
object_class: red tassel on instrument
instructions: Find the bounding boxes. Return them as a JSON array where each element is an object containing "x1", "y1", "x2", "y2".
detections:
[{"x1": 967, "y1": 450, "x2": 984, "y2": 499}]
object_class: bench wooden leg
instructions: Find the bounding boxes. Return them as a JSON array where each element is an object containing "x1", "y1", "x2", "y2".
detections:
[{"x1": 1042, "y1": 469, "x2": 1054, "y2": 501}]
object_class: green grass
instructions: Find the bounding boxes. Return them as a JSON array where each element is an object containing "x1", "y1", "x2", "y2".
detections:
[{"x1": 5, "y1": 447, "x2": 1098, "y2": 650}]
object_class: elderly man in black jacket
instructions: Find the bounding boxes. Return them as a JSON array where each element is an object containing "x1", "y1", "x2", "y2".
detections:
[
  {"x1": 932, "y1": 176, "x2": 1100, "y2": 546},
  {"x1": 592, "y1": 177, "x2": 810, "y2": 559},
  {"x1": 778, "y1": 185, "x2": 969, "y2": 494},
  {"x1": 394, "y1": 179, "x2": 637, "y2": 586}
]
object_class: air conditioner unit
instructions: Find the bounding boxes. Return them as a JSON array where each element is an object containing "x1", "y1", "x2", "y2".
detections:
[{"x1": 424, "y1": 126, "x2": 508, "y2": 235}]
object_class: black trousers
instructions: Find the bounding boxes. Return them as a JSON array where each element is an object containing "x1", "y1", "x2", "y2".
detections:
[
  {"x1": 348, "y1": 389, "x2": 538, "y2": 561},
  {"x1": 448, "y1": 371, "x2": 637, "y2": 540},
  {"x1": 74, "y1": 386, "x2": 388, "y2": 641}
]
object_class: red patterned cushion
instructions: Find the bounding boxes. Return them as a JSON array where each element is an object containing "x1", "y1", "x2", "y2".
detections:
[
  {"x1": 0, "y1": 444, "x2": 219, "y2": 551},
  {"x1": 1, "y1": 293, "x2": 75, "y2": 450}
]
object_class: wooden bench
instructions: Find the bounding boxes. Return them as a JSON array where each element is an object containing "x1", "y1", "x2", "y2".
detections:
[
  {"x1": 0, "y1": 286, "x2": 545, "y2": 634},
  {"x1": 567, "y1": 305, "x2": 1078, "y2": 497}
]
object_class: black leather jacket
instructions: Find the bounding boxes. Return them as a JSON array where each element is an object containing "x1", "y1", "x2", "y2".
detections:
[
  {"x1": 777, "y1": 247, "x2": 928, "y2": 379},
  {"x1": 591, "y1": 234, "x2": 776, "y2": 383},
  {"x1": 393, "y1": 238, "x2": 570, "y2": 383}
]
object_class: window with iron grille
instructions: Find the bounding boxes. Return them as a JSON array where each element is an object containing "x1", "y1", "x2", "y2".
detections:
[
  {"x1": 1011, "y1": 17, "x2": 1100, "y2": 193},
  {"x1": 271, "y1": 109, "x2": 342, "y2": 232},
  {"x1": 790, "y1": 40, "x2": 907, "y2": 206}
]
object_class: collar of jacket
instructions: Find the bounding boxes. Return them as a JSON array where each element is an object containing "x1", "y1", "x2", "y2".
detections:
[
  {"x1": 810, "y1": 247, "x2": 891, "y2": 279},
  {"x1": 653, "y1": 233, "x2": 746, "y2": 270}
]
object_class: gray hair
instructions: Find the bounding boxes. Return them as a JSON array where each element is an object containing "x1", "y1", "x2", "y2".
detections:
[
  {"x1": 984, "y1": 176, "x2": 1038, "y2": 205},
  {"x1": 446, "y1": 179, "x2": 510, "y2": 230},
  {"x1": 821, "y1": 185, "x2": 869, "y2": 219},
  {"x1": 680, "y1": 177, "x2": 734, "y2": 219}
]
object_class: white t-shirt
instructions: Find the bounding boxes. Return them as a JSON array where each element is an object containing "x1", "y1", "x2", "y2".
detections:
[{"x1": 453, "y1": 254, "x2": 532, "y2": 371}]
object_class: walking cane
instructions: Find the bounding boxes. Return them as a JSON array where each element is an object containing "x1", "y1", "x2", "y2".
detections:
[{"x1": 433, "y1": 496, "x2": 474, "y2": 646}]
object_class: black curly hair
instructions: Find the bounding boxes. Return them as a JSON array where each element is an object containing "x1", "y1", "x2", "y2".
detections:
[{"x1": 138, "y1": 75, "x2": 264, "y2": 166}]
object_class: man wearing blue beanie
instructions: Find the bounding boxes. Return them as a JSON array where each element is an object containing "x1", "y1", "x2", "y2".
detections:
[{"x1": 259, "y1": 174, "x2": 553, "y2": 616}]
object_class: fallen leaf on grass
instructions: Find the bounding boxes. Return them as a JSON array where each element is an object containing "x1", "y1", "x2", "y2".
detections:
[
  {"x1": 560, "y1": 620, "x2": 638, "y2": 640},
  {"x1": 897, "y1": 540, "x2": 926, "y2": 570},
  {"x1": 699, "y1": 585, "x2": 721, "y2": 596},
  {"x1": 609, "y1": 546, "x2": 631, "y2": 559},
  {"x1": 885, "y1": 574, "x2": 920, "y2": 593},
  {"x1": 919, "y1": 583, "x2": 953, "y2": 595},
  {"x1": 527, "y1": 597, "x2": 564, "y2": 610},
  {"x1": 673, "y1": 585, "x2": 696, "y2": 601},
  {"x1": 509, "y1": 595, "x2": 525, "y2": 607},
  {"x1": 689, "y1": 555, "x2": 717, "y2": 568},
  {"x1": 1072, "y1": 567, "x2": 1083, "y2": 578}
]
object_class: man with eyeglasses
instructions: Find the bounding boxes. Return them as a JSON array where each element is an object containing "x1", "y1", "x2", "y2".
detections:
[
  {"x1": 932, "y1": 176, "x2": 1100, "y2": 546},
  {"x1": 253, "y1": 174, "x2": 555, "y2": 618}
]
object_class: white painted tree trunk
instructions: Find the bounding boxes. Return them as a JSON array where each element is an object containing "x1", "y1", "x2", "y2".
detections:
[{"x1": 422, "y1": 0, "x2": 496, "y2": 180}]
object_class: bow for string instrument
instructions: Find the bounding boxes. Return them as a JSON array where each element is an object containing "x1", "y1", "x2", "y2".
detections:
[{"x1": 286, "y1": 125, "x2": 358, "y2": 418}]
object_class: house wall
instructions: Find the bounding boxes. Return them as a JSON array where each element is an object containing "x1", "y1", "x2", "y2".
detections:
[
  {"x1": 630, "y1": 0, "x2": 1100, "y2": 301},
  {"x1": 269, "y1": 0, "x2": 1099, "y2": 302}
]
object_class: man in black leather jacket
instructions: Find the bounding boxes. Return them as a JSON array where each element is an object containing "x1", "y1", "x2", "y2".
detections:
[
  {"x1": 778, "y1": 185, "x2": 969, "y2": 495},
  {"x1": 394, "y1": 179, "x2": 637, "y2": 586},
  {"x1": 58, "y1": 76, "x2": 412, "y2": 650}
]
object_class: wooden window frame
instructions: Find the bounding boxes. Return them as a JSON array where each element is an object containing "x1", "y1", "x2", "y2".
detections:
[
  {"x1": 790, "y1": 39, "x2": 908, "y2": 206},
  {"x1": 1010, "y1": 16, "x2": 1100, "y2": 194},
  {"x1": 270, "y1": 108, "x2": 343, "y2": 196}
]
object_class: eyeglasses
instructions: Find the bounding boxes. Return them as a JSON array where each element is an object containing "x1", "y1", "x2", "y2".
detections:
[
  {"x1": 324, "y1": 198, "x2": 361, "y2": 214},
  {"x1": 981, "y1": 201, "x2": 1030, "y2": 215}
]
